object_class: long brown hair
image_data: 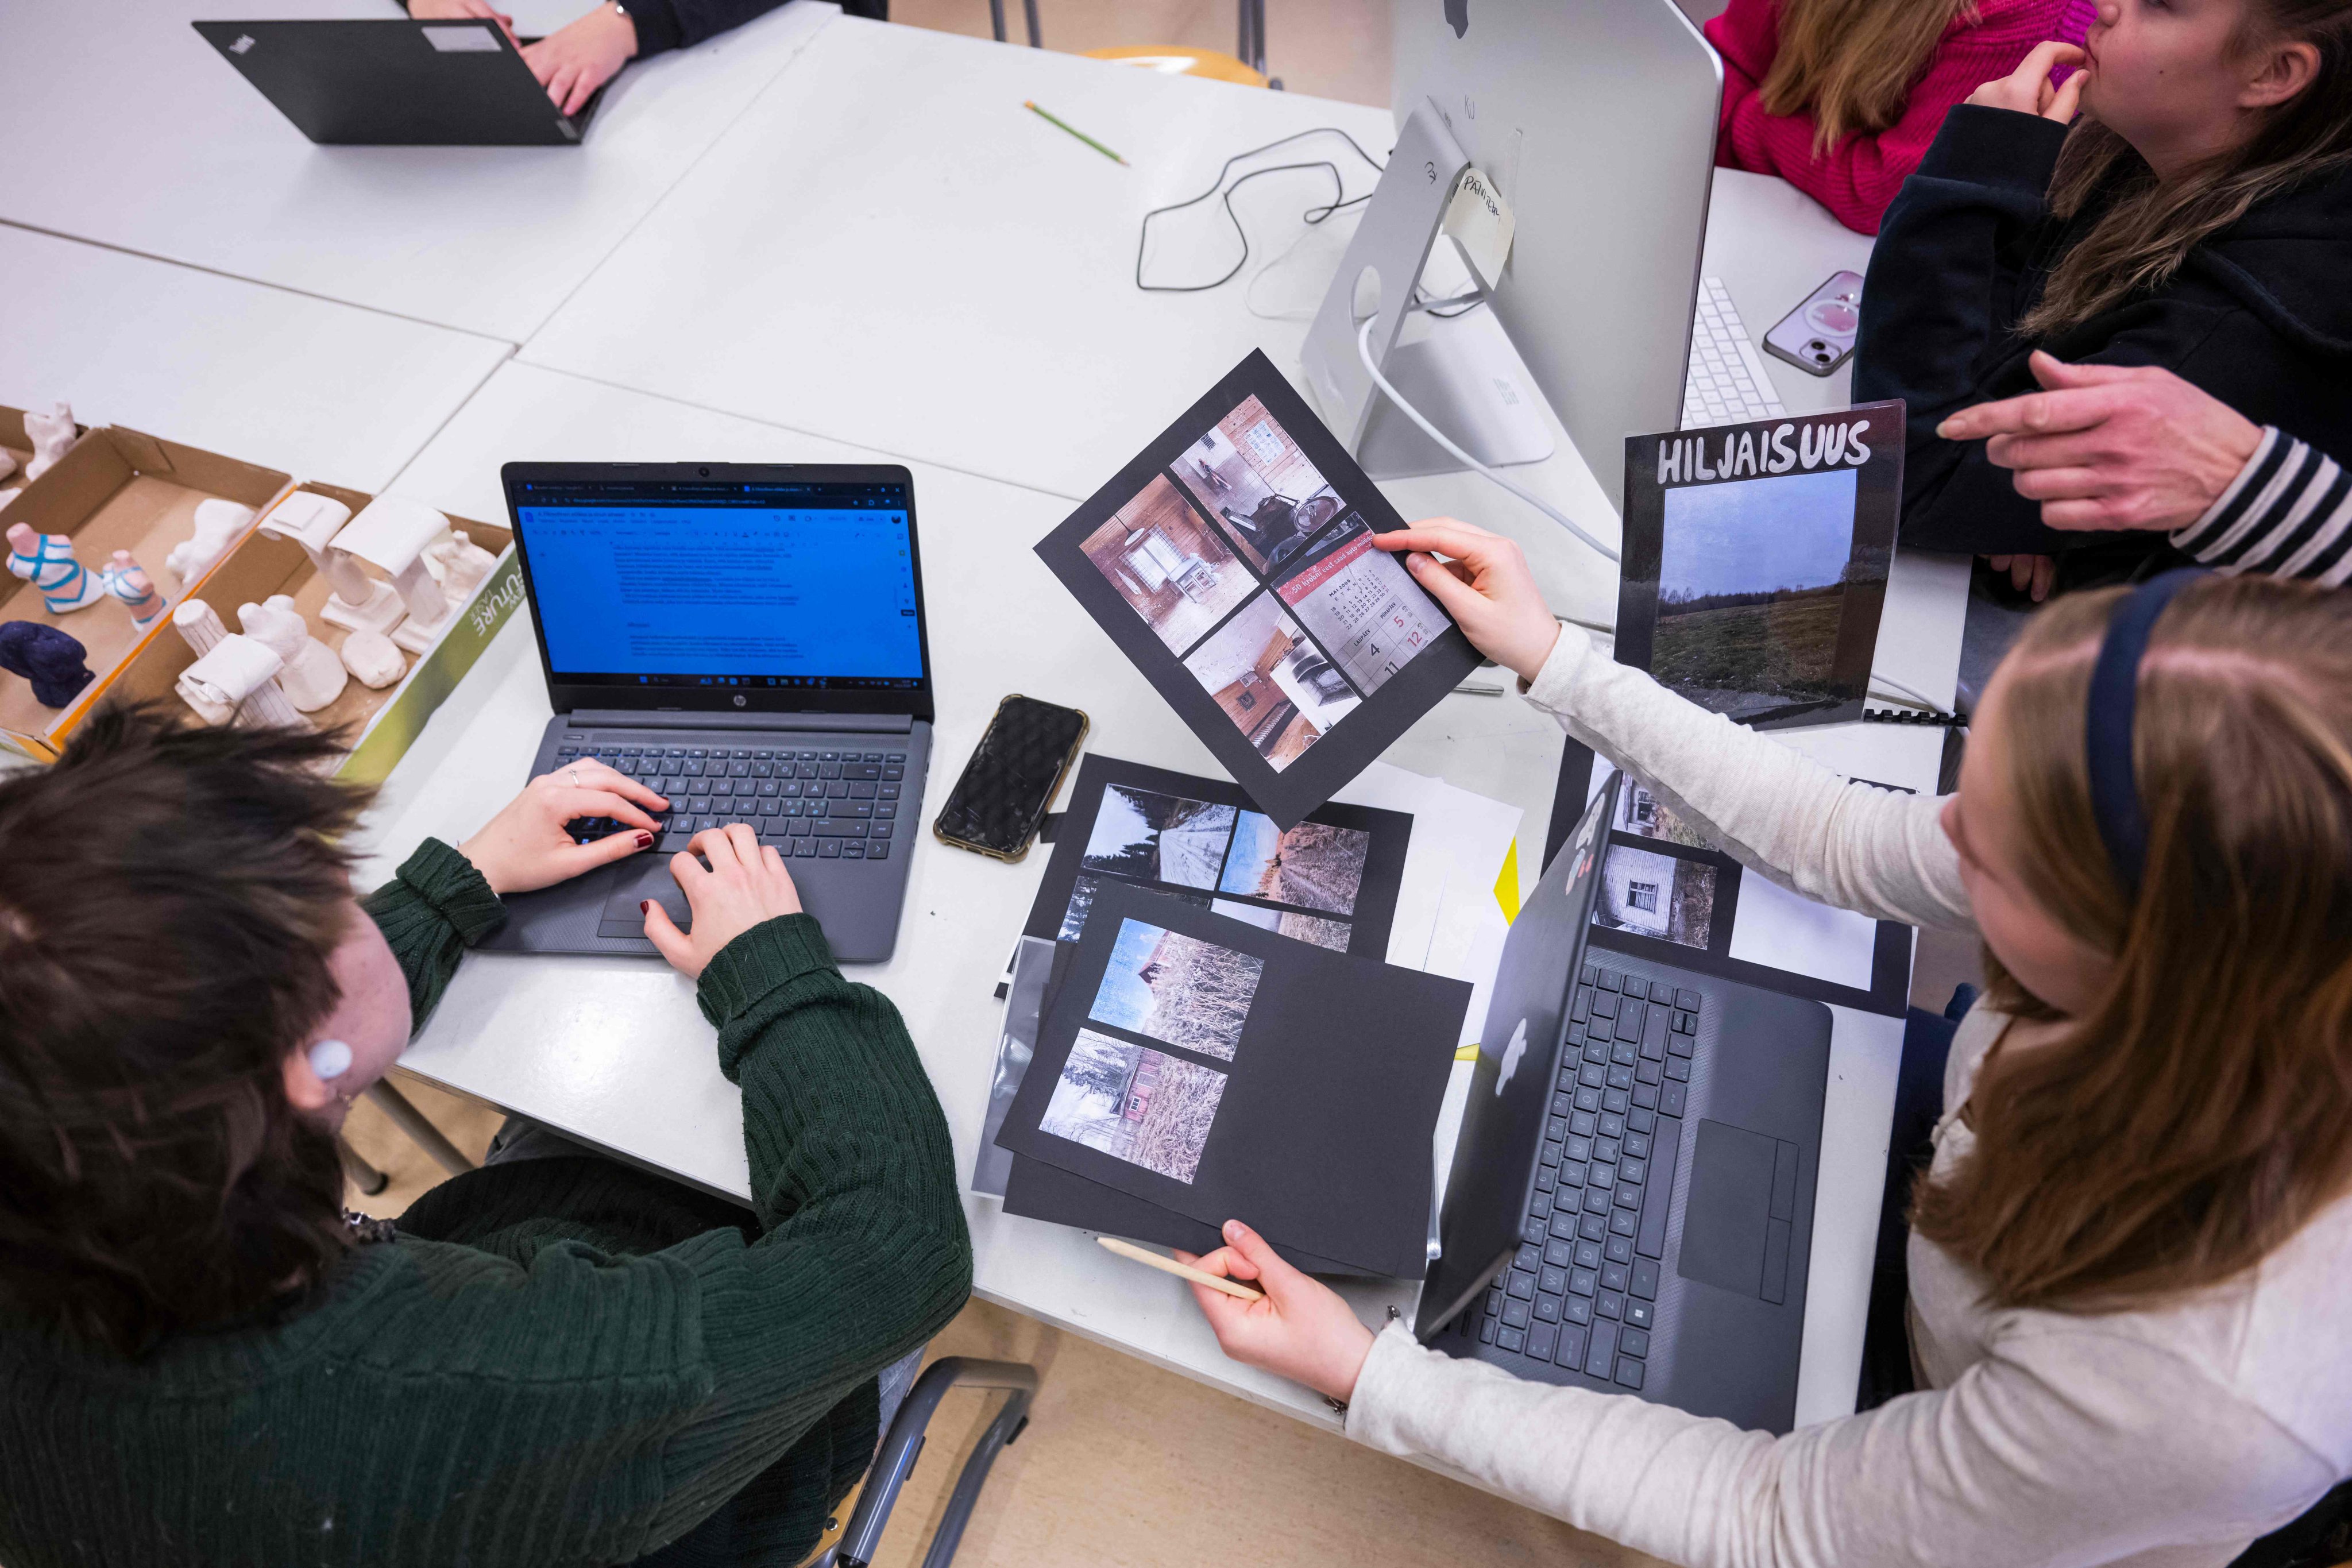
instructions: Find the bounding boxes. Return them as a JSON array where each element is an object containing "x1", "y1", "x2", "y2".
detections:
[
  {"x1": 1761, "y1": 0, "x2": 1977, "y2": 154},
  {"x1": 1912, "y1": 577, "x2": 2352, "y2": 1310},
  {"x1": 2021, "y1": 0, "x2": 2352, "y2": 335},
  {"x1": 0, "y1": 704, "x2": 372, "y2": 1355}
]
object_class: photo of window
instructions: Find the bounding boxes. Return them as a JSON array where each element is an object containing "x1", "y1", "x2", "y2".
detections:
[
  {"x1": 1060, "y1": 874, "x2": 1210, "y2": 941},
  {"x1": 1082, "y1": 473, "x2": 1258, "y2": 655},
  {"x1": 1270, "y1": 516, "x2": 1447, "y2": 698},
  {"x1": 1089, "y1": 918, "x2": 1264, "y2": 1062},
  {"x1": 1592, "y1": 843, "x2": 1717, "y2": 951},
  {"x1": 1041, "y1": 1029, "x2": 1228, "y2": 1184},
  {"x1": 1613, "y1": 779, "x2": 1718, "y2": 851},
  {"x1": 1180, "y1": 594, "x2": 1357, "y2": 771},
  {"x1": 1172, "y1": 397, "x2": 1346, "y2": 574},
  {"x1": 1080, "y1": 785, "x2": 1238, "y2": 889},
  {"x1": 1211, "y1": 899, "x2": 1353, "y2": 952},
  {"x1": 1217, "y1": 810, "x2": 1370, "y2": 915}
]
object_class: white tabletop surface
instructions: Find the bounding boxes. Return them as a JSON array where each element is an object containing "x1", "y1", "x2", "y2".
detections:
[
  {"x1": 0, "y1": 225, "x2": 509, "y2": 491},
  {"x1": 0, "y1": 0, "x2": 835, "y2": 342}
]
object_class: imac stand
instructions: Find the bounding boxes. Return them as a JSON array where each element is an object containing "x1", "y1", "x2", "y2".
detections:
[{"x1": 1299, "y1": 100, "x2": 1554, "y2": 480}]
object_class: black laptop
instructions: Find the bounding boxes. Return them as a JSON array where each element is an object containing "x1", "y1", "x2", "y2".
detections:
[
  {"x1": 477, "y1": 464, "x2": 934, "y2": 965},
  {"x1": 1417, "y1": 774, "x2": 1833, "y2": 1432},
  {"x1": 194, "y1": 20, "x2": 609, "y2": 145}
]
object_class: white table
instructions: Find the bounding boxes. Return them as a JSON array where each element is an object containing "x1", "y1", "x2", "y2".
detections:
[
  {"x1": 0, "y1": 225, "x2": 509, "y2": 491},
  {"x1": 0, "y1": 0, "x2": 835, "y2": 342}
]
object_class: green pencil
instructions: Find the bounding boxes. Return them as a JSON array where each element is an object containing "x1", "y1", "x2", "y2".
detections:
[{"x1": 1025, "y1": 100, "x2": 1128, "y2": 167}]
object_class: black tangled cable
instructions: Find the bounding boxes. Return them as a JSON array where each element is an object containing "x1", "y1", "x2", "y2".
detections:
[{"x1": 1135, "y1": 127, "x2": 1389, "y2": 293}]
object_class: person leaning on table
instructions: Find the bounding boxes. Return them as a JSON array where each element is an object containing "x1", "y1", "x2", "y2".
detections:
[
  {"x1": 0, "y1": 705, "x2": 970, "y2": 1566},
  {"x1": 1173, "y1": 520, "x2": 2352, "y2": 1568}
]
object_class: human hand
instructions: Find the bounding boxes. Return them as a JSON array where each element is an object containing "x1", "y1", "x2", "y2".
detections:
[
  {"x1": 1964, "y1": 40, "x2": 2086, "y2": 121},
  {"x1": 1175, "y1": 1220, "x2": 1377, "y2": 1404},
  {"x1": 1373, "y1": 517, "x2": 1561, "y2": 684},
  {"x1": 1938, "y1": 353, "x2": 2263, "y2": 532},
  {"x1": 404, "y1": 0, "x2": 517, "y2": 42},
  {"x1": 521, "y1": 3, "x2": 636, "y2": 117},
  {"x1": 457, "y1": 759, "x2": 668, "y2": 896},
  {"x1": 1986, "y1": 553, "x2": 2058, "y2": 602},
  {"x1": 642, "y1": 823, "x2": 804, "y2": 979}
]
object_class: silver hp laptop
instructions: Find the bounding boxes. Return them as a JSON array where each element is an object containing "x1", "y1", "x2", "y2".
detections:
[
  {"x1": 193, "y1": 20, "x2": 608, "y2": 145},
  {"x1": 480, "y1": 463, "x2": 933, "y2": 964},
  {"x1": 1418, "y1": 774, "x2": 1832, "y2": 1432}
]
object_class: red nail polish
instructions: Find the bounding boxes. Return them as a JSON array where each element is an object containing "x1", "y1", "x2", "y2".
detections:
[
  {"x1": 639, "y1": 900, "x2": 651, "y2": 914},
  {"x1": 636, "y1": 831, "x2": 654, "y2": 848}
]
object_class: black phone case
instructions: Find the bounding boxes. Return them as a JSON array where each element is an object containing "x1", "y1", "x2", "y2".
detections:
[{"x1": 933, "y1": 696, "x2": 1088, "y2": 862}]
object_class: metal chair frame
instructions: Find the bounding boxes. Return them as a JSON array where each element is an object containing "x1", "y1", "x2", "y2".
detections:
[
  {"x1": 826, "y1": 1357, "x2": 1037, "y2": 1568},
  {"x1": 987, "y1": 0, "x2": 1268, "y2": 75}
]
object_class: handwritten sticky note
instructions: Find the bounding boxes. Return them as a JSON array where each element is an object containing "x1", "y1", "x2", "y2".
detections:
[{"x1": 1442, "y1": 168, "x2": 1516, "y2": 292}]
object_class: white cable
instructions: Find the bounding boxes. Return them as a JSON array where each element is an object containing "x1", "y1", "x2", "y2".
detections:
[{"x1": 1354, "y1": 315, "x2": 1620, "y2": 565}]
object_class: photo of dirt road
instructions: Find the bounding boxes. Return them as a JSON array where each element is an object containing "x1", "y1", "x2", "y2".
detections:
[
  {"x1": 1081, "y1": 785, "x2": 1238, "y2": 889},
  {"x1": 1218, "y1": 812, "x2": 1370, "y2": 915},
  {"x1": 1041, "y1": 1029, "x2": 1227, "y2": 1184}
]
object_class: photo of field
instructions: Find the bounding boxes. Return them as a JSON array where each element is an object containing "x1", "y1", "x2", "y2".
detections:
[
  {"x1": 1652, "y1": 468, "x2": 1861, "y2": 721},
  {"x1": 1081, "y1": 785, "x2": 1238, "y2": 889},
  {"x1": 1210, "y1": 899, "x2": 1353, "y2": 952},
  {"x1": 1059, "y1": 874, "x2": 1209, "y2": 941},
  {"x1": 1218, "y1": 811, "x2": 1370, "y2": 914},
  {"x1": 1090, "y1": 918, "x2": 1264, "y2": 1062},
  {"x1": 1083, "y1": 473, "x2": 1258, "y2": 655},
  {"x1": 1613, "y1": 779, "x2": 1717, "y2": 851},
  {"x1": 1180, "y1": 594, "x2": 1331, "y2": 770},
  {"x1": 1592, "y1": 844, "x2": 1717, "y2": 951},
  {"x1": 1171, "y1": 396, "x2": 1344, "y2": 574},
  {"x1": 1041, "y1": 1029, "x2": 1228, "y2": 1184}
]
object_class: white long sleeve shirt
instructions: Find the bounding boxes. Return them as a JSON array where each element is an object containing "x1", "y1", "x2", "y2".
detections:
[{"x1": 1344, "y1": 628, "x2": 2351, "y2": 1568}]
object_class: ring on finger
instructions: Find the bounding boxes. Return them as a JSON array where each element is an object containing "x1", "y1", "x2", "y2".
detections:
[{"x1": 569, "y1": 767, "x2": 581, "y2": 787}]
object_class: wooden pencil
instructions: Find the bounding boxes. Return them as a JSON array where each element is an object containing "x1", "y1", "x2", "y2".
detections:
[{"x1": 1097, "y1": 1235, "x2": 1265, "y2": 1300}]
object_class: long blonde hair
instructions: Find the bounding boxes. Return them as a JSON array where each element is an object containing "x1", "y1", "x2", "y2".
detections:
[
  {"x1": 1911, "y1": 578, "x2": 2352, "y2": 1310},
  {"x1": 1760, "y1": 0, "x2": 1976, "y2": 154},
  {"x1": 2019, "y1": 0, "x2": 2352, "y2": 335}
]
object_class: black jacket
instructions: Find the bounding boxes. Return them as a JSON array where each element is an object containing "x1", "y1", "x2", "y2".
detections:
[{"x1": 1854, "y1": 105, "x2": 2352, "y2": 557}]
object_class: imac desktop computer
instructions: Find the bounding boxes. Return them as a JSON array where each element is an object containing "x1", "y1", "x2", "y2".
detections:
[{"x1": 1301, "y1": 0, "x2": 1723, "y2": 512}]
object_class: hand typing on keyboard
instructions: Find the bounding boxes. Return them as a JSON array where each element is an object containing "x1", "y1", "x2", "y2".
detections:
[
  {"x1": 641, "y1": 823, "x2": 804, "y2": 980},
  {"x1": 457, "y1": 757, "x2": 668, "y2": 896}
]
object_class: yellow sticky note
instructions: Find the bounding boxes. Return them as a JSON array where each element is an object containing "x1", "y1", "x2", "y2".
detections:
[
  {"x1": 1457, "y1": 1042, "x2": 1481, "y2": 1061},
  {"x1": 1494, "y1": 840, "x2": 1522, "y2": 925},
  {"x1": 1442, "y1": 167, "x2": 1516, "y2": 291}
]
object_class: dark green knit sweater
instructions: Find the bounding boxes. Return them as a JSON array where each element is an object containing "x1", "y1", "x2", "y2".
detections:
[{"x1": 0, "y1": 839, "x2": 973, "y2": 1567}]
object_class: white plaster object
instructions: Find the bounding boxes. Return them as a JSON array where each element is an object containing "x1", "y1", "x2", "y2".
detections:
[
  {"x1": 423, "y1": 529, "x2": 498, "y2": 604},
  {"x1": 5, "y1": 522, "x2": 109, "y2": 612},
  {"x1": 339, "y1": 628, "x2": 406, "y2": 690},
  {"x1": 258, "y1": 491, "x2": 404, "y2": 635},
  {"x1": 165, "y1": 499, "x2": 258, "y2": 588},
  {"x1": 100, "y1": 551, "x2": 168, "y2": 632},
  {"x1": 171, "y1": 600, "x2": 306, "y2": 728},
  {"x1": 22, "y1": 403, "x2": 76, "y2": 482},
  {"x1": 239, "y1": 594, "x2": 347, "y2": 712},
  {"x1": 331, "y1": 496, "x2": 456, "y2": 655}
]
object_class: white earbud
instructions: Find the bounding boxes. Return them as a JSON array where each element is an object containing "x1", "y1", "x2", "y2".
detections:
[{"x1": 308, "y1": 1038, "x2": 354, "y2": 1082}]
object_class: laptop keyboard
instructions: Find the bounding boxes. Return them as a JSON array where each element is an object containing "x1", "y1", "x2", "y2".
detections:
[
  {"x1": 1476, "y1": 964, "x2": 1698, "y2": 1391},
  {"x1": 554, "y1": 736, "x2": 907, "y2": 864}
]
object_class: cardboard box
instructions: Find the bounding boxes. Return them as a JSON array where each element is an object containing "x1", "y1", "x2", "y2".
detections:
[
  {"x1": 0, "y1": 402, "x2": 89, "y2": 508},
  {"x1": 0, "y1": 424, "x2": 289, "y2": 760},
  {"x1": 107, "y1": 482, "x2": 522, "y2": 785}
]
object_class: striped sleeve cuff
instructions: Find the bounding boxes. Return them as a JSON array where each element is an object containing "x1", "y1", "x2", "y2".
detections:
[{"x1": 2172, "y1": 428, "x2": 2352, "y2": 585}]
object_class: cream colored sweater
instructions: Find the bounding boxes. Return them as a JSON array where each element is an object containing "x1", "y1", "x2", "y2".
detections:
[{"x1": 1346, "y1": 628, "x2": 2351, "y2": 1568}]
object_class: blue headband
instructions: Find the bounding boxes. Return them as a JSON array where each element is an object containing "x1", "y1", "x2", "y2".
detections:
[{"x1": 2084, "y1": 568, "x2": 2207, "y2": 896}]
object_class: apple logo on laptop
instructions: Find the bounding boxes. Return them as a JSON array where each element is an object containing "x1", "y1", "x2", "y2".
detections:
[
  {"x1": 230, "y1": 33, "x2": 256, "y2": 53},
  {"x1": 1494, "y1": 1016, "x2": 1528, "y2": 1094},
  {"x1": 1444, "y1": 0, "x2": 1469, "y2": 38}
]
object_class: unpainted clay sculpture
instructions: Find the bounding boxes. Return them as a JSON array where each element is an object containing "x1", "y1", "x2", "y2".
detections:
[
  {"x1": 0, "y1": 621, "x2": 94, "y2": 708},
  {"x1": 164, "y1": 499, "x2": 258, "y2": 588},
  {"x1": 331, "y1": 496, "x2": 457, "y2": 655},
  {"x1": 5, "y1": 522, "x2": 109, "y2": 613},
  {"x1": 339, "y1": 628, "x2": 406, "y2": 690},
  {"x1": 21, "y1": 403, "x2": 76, "y2": 483},
  {"x1": 100, "y1": 551, "x2": 169, "y2": 633},
  {"x1": 258, "y1": 491, "x2": 403, "y2": 636},
  {"x1": 172, "y1": 600, "x2": 305, "y2": 729},
  {"x1": 238, "y1": 594, "x2": 347, "y2": 712},
  {"x1": 423, "y1": 529, "x2": 498, "y2": 603}
]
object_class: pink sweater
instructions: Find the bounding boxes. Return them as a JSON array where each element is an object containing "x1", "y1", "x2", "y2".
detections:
[{"x1": 1704, "y1": 0, "x2": 2093, "y2": 234}]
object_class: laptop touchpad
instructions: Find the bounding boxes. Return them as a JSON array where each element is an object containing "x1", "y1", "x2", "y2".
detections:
[
  {"x1": 1677, "y1": 1119, "x2": 1801, "y2": 1304},
  {"x1": 601, "y1": 859, "x2": 692, "y2": 934}
]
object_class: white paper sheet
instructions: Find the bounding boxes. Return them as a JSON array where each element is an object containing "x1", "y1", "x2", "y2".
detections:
[{"x1": 1727, "y1": 871, "x2": 1880, "y2": 991}]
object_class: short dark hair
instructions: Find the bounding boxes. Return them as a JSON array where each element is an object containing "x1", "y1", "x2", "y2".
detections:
[{"x1": 0, "y1": 703, "x2": 373, "y2": 1355}]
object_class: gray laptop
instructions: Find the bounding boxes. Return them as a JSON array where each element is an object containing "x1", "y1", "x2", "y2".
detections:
[
  {"x1": 1417, "y1": 774, "x2": 1832, "y2": 1432},
  {"x1": 478, "y1": 463, "x2": 933, "y2": 965},
  {"x1": 194, "y1": 19, "x2": 608, "y2": 145}
]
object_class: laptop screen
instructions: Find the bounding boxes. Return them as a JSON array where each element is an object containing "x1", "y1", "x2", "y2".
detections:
[{"x1": 509, "y1": 475, "x2": 926, "y2": 694}]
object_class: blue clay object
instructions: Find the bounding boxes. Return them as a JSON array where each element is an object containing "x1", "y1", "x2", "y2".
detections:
[{"x1": 0, "y1": 620, "x2": 95, "y2": 708}]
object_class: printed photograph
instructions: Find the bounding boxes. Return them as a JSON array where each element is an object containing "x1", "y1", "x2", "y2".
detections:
[
  {"x1": 1080, "y1": 786, "x2": 1239, "y2": 889},
  {"x1": 1218, "y1": 811, "x2": 1371, "y2": 915},
  {"x1": 1059, "y1": 874, "x2": 1208, "y2": 942},
  {"x1": 1272, "y1": 516, "x2": 1446, "y2": 699},
  {"x1": 1592, "y1": 844, "x2": 1717, "y2": 951},
  {"x1": 1180, "y1": 594, "x2": 1356, "y2": 771},
  {"x1": 1613, "y1": 779, "x2": 1718, "y2": 852},
  {"x1": 1653, "y1": 467, "x2": 1864, "y2": 721},
  {"x1": 1090, "y1": 917, "x2": 1265, "y2": 1061},
  {"x1": 1172, "y1": 396, "x2": 1346, "y2": 574},
  {"x1": 1212, "y1": 899, "x2": 1353, "y2": 952},
  {"x1": 1041, "y1": 1029, "x2": 1227, "y2": 1185},
  {"x1": 1083, "y1": 473, "x2": 1259, "y2": 655}
]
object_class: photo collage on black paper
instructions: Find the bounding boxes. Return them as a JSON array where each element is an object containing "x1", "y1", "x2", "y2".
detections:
[
  {"x1": 1077, "y1": 395, "x2": 1450, "y2": 773},
  {"x1": 1592, "y1": 779, "x2": 1724, "y2": 952},
  {"x1": 1063, "y1": 782, "x2": 1372, "y2": 953}
]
